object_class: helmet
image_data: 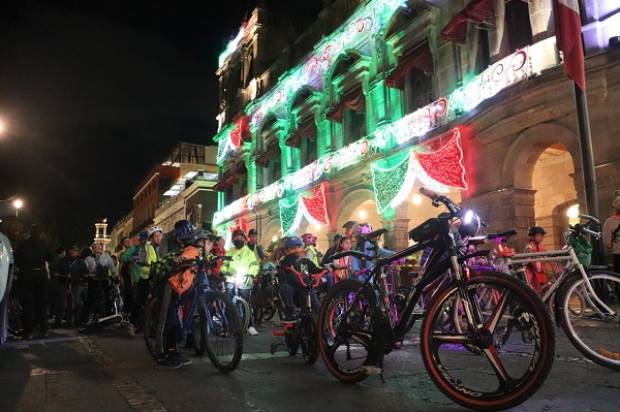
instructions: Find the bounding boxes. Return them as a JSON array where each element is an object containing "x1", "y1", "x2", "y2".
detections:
[
  {"x1": 193, "y1": 229, "x2": 216, "y2": 243},
  {"x1": 285, "y1": 236, "x2": 304, "y2": 250},
  {"x1": 174, "y1": 220, "x2": 194, "y2": 241},
  {"x1": 248, "y1": 228, "x2": 258, "y2": 237},
  {"x1": 358, "y1": 223, "x2": 373, "y2": 236},
  {"x1": 138, "y1": 230, "x2": 149, "y2": 241},
  {"x1": 459, "y1": 210, "x2": 482, "y2": 238},
  {"x1": 148, "y1": 226, "x2": 163, "y2": 238},
  {"x1": 528, "y1": 226, "x2": 547, "y2": 237}
]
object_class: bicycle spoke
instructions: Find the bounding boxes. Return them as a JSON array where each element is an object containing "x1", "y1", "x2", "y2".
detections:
[
  {"x1": 432, "y1": 333, "x2": 472, "y2": 345},
  {"x1": 482, "y1": 346, "x2": 510, "y2": 386},
  {"x1": 484, "y1": 289, "x2": 510, "y2": 334}
]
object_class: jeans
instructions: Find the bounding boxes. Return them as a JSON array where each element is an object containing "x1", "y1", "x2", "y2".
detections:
[
  {"x1": 70, "y1": 284, "x2": 86, "y2": 325},
  {"x1": 49, "y1": 278, "x2": 68, "y2": 325},
  {"x1": 225, "y1": 283, "x2": 253, "y2": 328}
]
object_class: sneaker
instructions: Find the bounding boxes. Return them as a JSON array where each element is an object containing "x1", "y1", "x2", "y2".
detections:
[
  {"x1": 361, "y1": 364, "x2": 383, "y2": 375},
  {"x1": 247, "y1": 326, "x2": 259, "y2": 336},
  {"x1": 157, "y1": 356, "x2": 183, "y2": 370},
  {"x1": 168, "y1": 351, "x2": 192, "y2": 366},
  {"x1": 127, "y1": 324, "x2": 136, "y2": 337}
]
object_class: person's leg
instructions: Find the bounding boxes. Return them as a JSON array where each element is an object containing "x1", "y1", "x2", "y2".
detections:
[
  {"x1": 239, "y1": 288, "x2": 253, "y2": 327},
  {"x1": 280, "y1": 283, "x2": 296, "y2": 320},
  {"x1": 34, "y1": 273, "x2": 49, "y2": 335},
  {"x1": 19, "y1": 275, "x2": 35, "y2": 337}
]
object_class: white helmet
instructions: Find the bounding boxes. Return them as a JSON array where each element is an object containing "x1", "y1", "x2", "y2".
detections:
[{"x1": 148, "y1": 226, "x2": 163, "y2": 238}]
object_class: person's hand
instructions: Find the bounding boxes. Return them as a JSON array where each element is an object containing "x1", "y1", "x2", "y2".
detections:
[{"x1": 174, "y1": 255, "x2": 186, "y2": 264}]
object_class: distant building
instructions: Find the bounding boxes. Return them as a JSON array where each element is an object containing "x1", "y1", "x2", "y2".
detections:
[
  {"x1": 109, "y1": 142, "x2": 219, "y2": 244},
  {"x1": 93, "y1": 218, "x2": 111, "y2": 250}
]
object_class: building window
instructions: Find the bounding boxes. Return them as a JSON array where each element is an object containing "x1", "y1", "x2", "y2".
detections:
[
  {"x1": 404, "y1": 68, "x2": 433, "y2": 114},
  {"x1": 301, "y1": 137, "x2": 317, "y2": 166},
  {"x1": 263, "y1": 158, "x2": 281, "y2": 186},
  {"x1": 505, "y1": 0, "x2": 533, "y2": 51},
  {"x1": 343, "y1": 108, "x2": 366, "y2": 145},
  {"x1": 474, "y1": 27, "x2": 491, "y2": 74}
]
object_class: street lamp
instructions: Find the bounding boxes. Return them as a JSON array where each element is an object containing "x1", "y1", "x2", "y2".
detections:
[
  {"x1": 12, "y1": 198, "x2": 23, "y2": 217},
  {"x1": 0, "y1": 118, "x2": 6, "y2": 136}
]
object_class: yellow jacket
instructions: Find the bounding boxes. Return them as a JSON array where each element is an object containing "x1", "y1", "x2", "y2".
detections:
[{"x1": 220, "y1": 245, "x2": 259, "y2": 287}]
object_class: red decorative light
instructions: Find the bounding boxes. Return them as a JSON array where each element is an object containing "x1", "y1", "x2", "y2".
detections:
[
  {"x1": 300, "y1": 183, "x2": 329, "y2": 225},
  {"x1": 415, "y1": 130, "x2": 468, "y2": 189}
]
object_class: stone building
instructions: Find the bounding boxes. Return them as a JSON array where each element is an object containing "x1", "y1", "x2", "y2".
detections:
[{"x1": 212, "y1": 0, "x2": 620, "y2": 254}]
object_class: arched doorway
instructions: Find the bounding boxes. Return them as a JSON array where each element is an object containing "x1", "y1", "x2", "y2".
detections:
[
  {"x1": 532, "y1": 143, "x2": 578, "y2": 249},
  {"x1": 336, "y1": 188, "x2": 381, "y2": 234}
]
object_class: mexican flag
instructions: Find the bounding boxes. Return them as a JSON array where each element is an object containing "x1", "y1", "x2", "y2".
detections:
[{"x1": 554, "y1": 0, "x2": 586, "y2": 90}]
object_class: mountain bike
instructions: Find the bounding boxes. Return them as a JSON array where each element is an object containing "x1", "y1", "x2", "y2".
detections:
[
  {"x1": 224, "y1": 275, "x2": 253, "y2": 332},
  {"x1": 144, "y1": 256, "x2": 243, "y2": 373},
  {"x1": 487, "y1": 216, "x2": 620, "y2": 371},
  {"x1": 318, "y1": 188, "x2": 555, "y2": 411}
]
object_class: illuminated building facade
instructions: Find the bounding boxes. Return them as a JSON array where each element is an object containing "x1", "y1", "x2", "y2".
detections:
[{"x1": 213, "y1": 0, "x2": 620, "y2": 252}]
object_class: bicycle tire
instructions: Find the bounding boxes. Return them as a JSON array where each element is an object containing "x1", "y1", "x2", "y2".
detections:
[
  {"x1": 301, "y1": 314, "x2": 319, "y2": 365},
  {"x1": 558, "y1": 270, "x2": 620, "y2": 370},
  {"x1": 234, "y1": 296, "x2": 251, "y2": 332},
  {"x1": 421, "y1": 272, "x2": 555, "y2": 411},
  {"x1": 261, "y1": 286, "x2": 277, "y2": 322},
  {"x1": 318, "y1": 279, "x2": 373, "y2": 384},
  {"x1": 203, "y1": 290, "x2": 243, "y2": 373},
  {"x1": 143, "y1": 295, "x2": 165, "y2": 360}
]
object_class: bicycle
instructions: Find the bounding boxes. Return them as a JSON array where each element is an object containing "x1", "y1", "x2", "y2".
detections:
[
  {"x1": 144, "y1": 256, "x2": 243, "y2": 373},
  {"x1": 318, "y1": 188, "x2": 555, "y2": 411},
  {"x1": 223, "y1": 274, "x2": 253, "y2": 332},
  {"x1": 485, "y1": 216, "x2": 620, "y2": 370},
  {"x1": 270, "y1": 264, "x2": 327, "y2": 365}
]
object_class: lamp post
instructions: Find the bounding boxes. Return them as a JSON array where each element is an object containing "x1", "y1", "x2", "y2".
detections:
[
  {"x1": 0, "y1": 117, "x2": 6, "y2": 136},
  {"x1": 12, "y1": 198, "x2": 23, "y2": 217}
]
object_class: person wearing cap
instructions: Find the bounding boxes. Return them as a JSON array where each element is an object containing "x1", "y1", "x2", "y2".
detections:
[
  {"x1": 247, "y1": 228, "x2": 265, "y2": 262},
  {"x1": 278, "y1": 236, "x2": 322, "y2": 320},
  {"x1": 524, "y1": 226, "x2": 549, "y2": 292},
  {"x1": 121, "y1": 230, "x2": 156, "y2": 335},
  {"x1": 301, "y1": 233, "x2": 321, "y2": 267},
  {"x1": 220, "y1": 229, "x2": 260, "y2": 335}
]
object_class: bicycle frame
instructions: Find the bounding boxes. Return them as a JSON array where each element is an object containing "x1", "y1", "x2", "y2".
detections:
[{"x1": 506, "y1": 247, "x2": 617, "y2": 316}]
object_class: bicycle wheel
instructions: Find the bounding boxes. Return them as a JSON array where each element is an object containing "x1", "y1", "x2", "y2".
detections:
[
  {"x1": 318, "y1": 279, "x2": 373, "y2": 384},
  {"x1": 143, "y1": 296, "x2": 164, "y2": 360},
  {"x1": 203, "y1": 290, "x2": 243, "y2": 373},
  {"x1": 261, "y1": 285, "x2": 277, "y2": 322},
  {"x1": 421, "y1": 272, "x2": 554, "y2": 411},
  {"x1": 234, "y1": 296, "x2": 251, "y2": 332},
  {"x1": 558, "y1": 270, "x2": 620, "y2": 370},
  {"x1": 300, "y1": 313, "x2": 319, "y2": 365}
]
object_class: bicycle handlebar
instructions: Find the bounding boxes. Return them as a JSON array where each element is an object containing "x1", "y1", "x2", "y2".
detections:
[
  {"x1": 330, "y1": 250, "x2": 374, "y2": 261},
  {"x1": 286, "y1": 266, "x2": 328, "y2": 288},
  {"x1": 419, "y1": 187, "x2": 462, "y2": 217}
]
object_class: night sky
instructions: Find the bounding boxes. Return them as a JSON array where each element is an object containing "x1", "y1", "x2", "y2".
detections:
[{"x1": 0, "y1": 0, "x2": 323, "y2": 246}]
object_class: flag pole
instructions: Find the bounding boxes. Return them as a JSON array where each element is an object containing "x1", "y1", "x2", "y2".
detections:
[{"x1": 573, "y1": 82, "x2": 603, "y2": 264}]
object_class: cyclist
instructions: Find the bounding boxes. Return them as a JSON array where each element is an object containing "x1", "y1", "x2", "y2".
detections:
[
  {"x1": 147, "y1": 226, "x2": 164, "y2": 259},
  {"x1": 278, "y1": 236, "x2": 322, "y2": 320},
  {"x1": 247, "y1": 229, "x2": 265, "y2": 262},
  {"x1": 302, "y1": 233, "x2": 320, "y2": 266},
  {"x1": 220, "y1": 229, "x2": 259, "y2": 336},
  {"x1": 524, "y1": 226, "x2": 550, "y2": 292},
  {"x1": 121, "y1": 231, "x2": 155, "y2": 335},
  {"x1": 352, "y1": 223, "x2": 393, "y2": 282},
  {"x1": 84, "y1": 243, "x2": 117, "y2": 323},
  {"x1": 159, "y1": 220, "x2": 194, "y2": 256}
]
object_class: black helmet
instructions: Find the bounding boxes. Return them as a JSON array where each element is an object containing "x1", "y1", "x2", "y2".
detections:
[
  {"x1": 193, "y1": 229, "x2": 216, "y2": 243},
  {"x1": 174, "y1": 220, "x2": 194, "y2": 241},
  {"x1": 528, "y1": 226, "x2": 547, "y2": 237}
]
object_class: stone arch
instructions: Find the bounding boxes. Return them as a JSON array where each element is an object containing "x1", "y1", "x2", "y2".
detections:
[
  {"x1": 501, "y1": 123, "x2": 581, "y2": 189},
  {"x1": 326, "y1": 50, "x2": 365, "y2": 83},
  {"x1": 287, "y1": 85, "x2": 320, "y2": 119},
  {"x1": 261, "y1": 215, "x2": 282, "y2": 248},
  {"x1": 500, "y1": 123, "x2": 582, "y2": 249},
  {"x1": 335, "y1": 185, "x2": 381, "y2": 230}
]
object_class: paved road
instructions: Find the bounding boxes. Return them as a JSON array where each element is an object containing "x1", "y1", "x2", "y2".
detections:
[{"x1": 1, "y1": 323, "x2": 619, "y2": 412}]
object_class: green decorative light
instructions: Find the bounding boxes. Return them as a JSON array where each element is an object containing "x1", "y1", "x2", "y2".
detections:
[
  {"x1": 371, "y1": 149, "x2": 413, "y2": 213},
  {"x1": 279, "y1": 196, "x2": 300, "y2": 235}
]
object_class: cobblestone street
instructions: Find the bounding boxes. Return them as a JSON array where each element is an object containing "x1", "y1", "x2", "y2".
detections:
[{"x1": 1, "y1": 324, "x2": 619, "y2": 412}]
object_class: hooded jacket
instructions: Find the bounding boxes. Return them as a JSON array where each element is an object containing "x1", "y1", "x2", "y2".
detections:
[{"x1": 220, "y1": 245, "x2": 259, "y2": 288}]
